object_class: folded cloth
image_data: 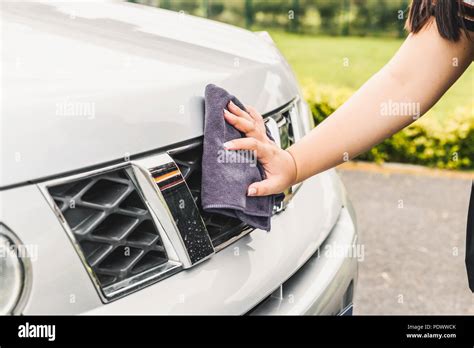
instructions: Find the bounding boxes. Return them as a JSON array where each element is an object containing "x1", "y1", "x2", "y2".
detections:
[{"x1": 201, "y1": 84, "x2": 283, "y2": 231}]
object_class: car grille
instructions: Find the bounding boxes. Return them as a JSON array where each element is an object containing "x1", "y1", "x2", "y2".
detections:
[
  {"x1": 169, "y1": 142, "x2": 250, "y2": 248},
  {"x1": 44, "y1": 98, "x2": 299, "y2": 301},
  {"x1": 47, "y1": 168, "x2": 169, "y2": 293}
]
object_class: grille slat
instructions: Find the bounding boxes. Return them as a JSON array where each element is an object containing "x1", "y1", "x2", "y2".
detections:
[
  {"x1": 97, "y1": 246, "x2": 145, "y2": 275},
  {"x1": 80, "y1": 241, "x2": 114, "y2": 266},
  {"x1": 126, "y1": 220, "x2": 161, "y2": 247},
  {"x1": 91, "y1": 214, "x2": 140, "y2": 241},
  {"x1": 48, "y1": 168, "x2": 169, "y2": 291},
  {"x1": 131, "y1": 250, "x2": 167, "y2": 274},
  {"x1": 63, "y1": 208, "x2": 104, "y2": 235},
  {"x1": 81, "y1": 179, "x2": 129, "y2": 206}
]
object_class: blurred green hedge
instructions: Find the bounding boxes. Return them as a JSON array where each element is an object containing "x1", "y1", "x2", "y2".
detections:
[
  {"x1": 303, "y1": 82, "x2": 474, "y2": 170},
  {"x1": 130, "y1": 0, "x2": 410, "y2": 38}
]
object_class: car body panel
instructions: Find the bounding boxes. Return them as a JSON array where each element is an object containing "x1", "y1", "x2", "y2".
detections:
[
  {"x1": 0, "y1": 169, "x2": 342, "y2": 314},
  {"x1": 1, "y1": 0, "x2": 299, "y2": 188},
  {"x1": 0, "y1": 185, "x2": 102, "y2": 314},
  {"x1": 0, "y1": 1, "x2": 358, "y2": 316},
  {"x1": 249, "y1": 207, "x2": 358, "y2": 315}
]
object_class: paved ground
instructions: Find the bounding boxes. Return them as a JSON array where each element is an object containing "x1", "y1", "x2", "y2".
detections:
[{"x1": 337, "y1": 163, "x2": 474, "y2": 314}]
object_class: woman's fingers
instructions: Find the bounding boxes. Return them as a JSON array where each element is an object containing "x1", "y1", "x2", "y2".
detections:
[
  {"x1": 227, "y1": 102, "x2": 263, "y2": 127},
  {"x1": 246, "y1": 105, "x2": 269, "y2": 140},
  {"x1": 223, "y1": 138, "x2": 279, "y2": 197},
  {"x1": 223, "y1": 137, "x2": 259, "y2": 151},
  {"x1": 222, "y1": 127, "x2": 293, "y2": 197},
  {"x1": 224, "y1": 109, "x2": 255, "y2": 134},
  {"x1": 223, "y1": 137, "x2": 271, "y2": 162},
  {"x1": 247, "y1": 179, "x2": 274, "y2": 196},
  {"x1": 228, "y1": 101, "x2": 253, "y2": 121},
  {"x1": 225, "y1": 102, "x2": 271, "y2": 145},
  {"x1": 246, "y1": 105, "x2": 265, "y2": 124}
]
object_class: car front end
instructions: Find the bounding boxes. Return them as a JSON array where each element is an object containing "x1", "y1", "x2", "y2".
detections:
[{"x1": 0, "y1": 0, "x2": 358, "y2": 315}]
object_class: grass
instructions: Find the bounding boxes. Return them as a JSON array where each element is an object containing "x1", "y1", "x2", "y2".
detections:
[{"x1": 270, "y1": 31, "x2": 474, "y2": 122}]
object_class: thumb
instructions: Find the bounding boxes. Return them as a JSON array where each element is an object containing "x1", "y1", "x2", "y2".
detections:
[{"x1": 247, "y1": 179, "x2": 276, "y2": 197}]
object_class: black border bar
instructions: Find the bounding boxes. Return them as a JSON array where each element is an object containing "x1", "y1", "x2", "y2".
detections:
[{"x1": 0, "y1": 315, "x2": 473, "y2": 346}]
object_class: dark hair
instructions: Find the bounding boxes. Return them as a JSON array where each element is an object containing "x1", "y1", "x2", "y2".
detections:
[{"x1": 406, "y1": 0, "x2": 468, "y2": 41}]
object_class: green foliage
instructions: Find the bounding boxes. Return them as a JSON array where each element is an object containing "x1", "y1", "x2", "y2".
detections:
[
  {"x1": 159, "y1": 0, "x2": 199, "y2": 13},
  {"x1": 131, "y1": 0, "x2": 410, "y2": 38},
  {"x1": 270, "y1": 31, "x2": 474, "y2": 123},
  {"x1": 303, "y1": 82, "x2": 474, "y2": 170}
]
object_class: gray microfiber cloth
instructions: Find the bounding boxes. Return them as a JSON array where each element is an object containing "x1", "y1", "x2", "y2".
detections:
[{"x1": 201, "y1": 84, "x2": 283, "y2": 231}]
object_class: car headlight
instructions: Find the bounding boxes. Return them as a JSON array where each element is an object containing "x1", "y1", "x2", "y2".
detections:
[{"x1": 0, "y1": 224, "x2": 29, "y2": 314}]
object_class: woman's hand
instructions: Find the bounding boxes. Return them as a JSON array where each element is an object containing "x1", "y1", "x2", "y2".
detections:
[{"x1": 223, "y1": 101, "x2": 297, "y2": 197}]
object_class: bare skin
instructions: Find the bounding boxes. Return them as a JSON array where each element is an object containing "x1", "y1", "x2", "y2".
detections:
[{"x1": 223, "y1": 18, "x2": 474, "y2": 197}]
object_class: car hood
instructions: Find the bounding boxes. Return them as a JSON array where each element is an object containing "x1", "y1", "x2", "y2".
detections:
[{"x1": 1, "y1": 1, "x2": 299, "y2": 188}]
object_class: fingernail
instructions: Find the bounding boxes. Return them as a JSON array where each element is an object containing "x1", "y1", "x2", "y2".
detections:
[
  {"x1": 248, "y1": 187, "x2": 257, "y2": 196},
  {"x1": 229, "y1": 101, "x2": 236, "y2": 108},
  {"x1": 223, "y1": 141, "x2": 233, "y2": 149}
]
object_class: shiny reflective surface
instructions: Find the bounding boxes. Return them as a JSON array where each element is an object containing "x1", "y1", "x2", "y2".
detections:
[
  {"x1": 81, "y1": 171, "x2": 344, "y2": 314},
  {"x1": 264, "y1": 98, "x2": 302, "y2": 213},
  {"x1": 0, "y1": 224, "x2": 31, "y2": 315},
  {"x1": 148, "y1": 160, "x2": 214, "y2": 265},
  {"x1": 248, "y1": 208, "x2": 358, "y2": 315},
  {"x1": 0, "y1": 1, "x2": 356, "y2": 315},
  {"x1": 0, "y1": 235, "x2": 23, "y2": 314}
]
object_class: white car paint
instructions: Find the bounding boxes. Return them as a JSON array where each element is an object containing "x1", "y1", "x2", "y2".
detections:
[
  {"x1": 2, "y1": 0, "x2": 299, "y2": 188},
  {"x1": 0, "y1": 0, "x2": 358, "y2": 315}
]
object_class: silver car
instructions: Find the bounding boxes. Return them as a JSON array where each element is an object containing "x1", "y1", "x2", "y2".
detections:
[{"x1": 0, "y1": 0, "x2": 358, "y2": 315}]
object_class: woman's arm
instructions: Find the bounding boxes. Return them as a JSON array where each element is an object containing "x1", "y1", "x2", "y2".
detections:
[
  {"x1": 224, "y1": 18, "x2": 473, "y2": 196},
  {"x1": 288, "y1": 18, "x2": 474, "y2": 183}
]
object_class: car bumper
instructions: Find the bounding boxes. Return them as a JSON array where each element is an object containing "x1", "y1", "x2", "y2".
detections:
[
  {"x1": 1, "y1": 168, "x2": 357, "y2": 315},
  {"x1": 81, "y1": 170, "x2": 357, "y2": 315},
  {"x1": 249, "y1": 206, "x2": 358, "y2": 315}
]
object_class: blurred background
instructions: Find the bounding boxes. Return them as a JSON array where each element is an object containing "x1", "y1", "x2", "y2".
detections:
[
  {"x1": 130, "y1": 0, "x2": 474, "y2": 314},
  {"x1": 130, "y1": 0, "x2": 410, "y2": 37}
]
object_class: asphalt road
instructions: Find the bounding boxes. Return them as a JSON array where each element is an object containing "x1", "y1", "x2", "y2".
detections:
[{"x1": 337, "y1": 165, "x2": 474, "y2": 314}]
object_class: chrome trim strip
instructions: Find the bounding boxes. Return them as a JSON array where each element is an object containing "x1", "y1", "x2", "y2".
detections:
[
  {"x1": 262, "y1": 96, "x2": 300, "y2": 119},
  {"x1": 213, "y1": 226, "x2": 254, "y2": 253},
  {"x1": 102, "y1": 260, "x2": 182, "y2": 300},
  {"x1": 265, "y1": 117, "x2": 281, "y2": 148},
  {"x1": 266, "y1": 97, "x2": 303, "y2": 213},
  {"x1": 132, "y1": 154, "x2": 215, "y2": 268},
  {"x1": 166, "y1": 141, "x2": 202, "y2": 157}
]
